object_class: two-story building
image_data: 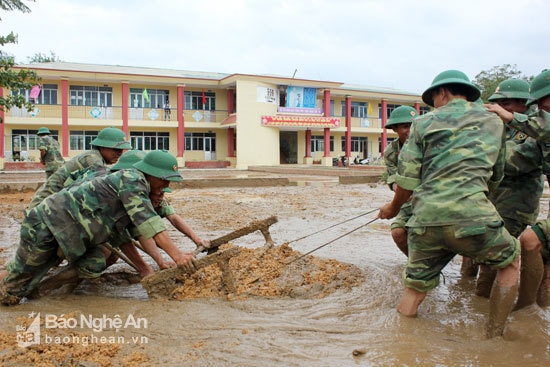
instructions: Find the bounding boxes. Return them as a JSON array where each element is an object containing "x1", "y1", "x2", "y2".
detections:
[{"x1": 0, "y1": 62, "x2": 426, "y2": 170}]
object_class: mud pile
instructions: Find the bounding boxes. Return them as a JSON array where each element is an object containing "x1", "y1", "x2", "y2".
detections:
[{"x1": 143, "y1": 243, "x2": 365, "y2": 301}]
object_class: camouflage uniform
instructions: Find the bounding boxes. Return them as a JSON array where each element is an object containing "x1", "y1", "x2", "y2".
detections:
[
  {"x1": 29, "y1": 149, "x2": 105, "y2": 208},
  {"x1": 383, "y1": 139, "x2": 412, "y2": 230},
  {"x1": 1, "y1": 168, "x2": 165, "y2": 303},
  {"x1": 38, "y1": 135, "x2": 64, "y2": 178},
  {"x1": 488, "y1": 128, "x2": 544, "y2": 237},
  {"x1": 396, "y1": 99, "x2": 520, "y2": 292}
]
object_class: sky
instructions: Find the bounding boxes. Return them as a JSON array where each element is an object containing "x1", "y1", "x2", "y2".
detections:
[{"x1": 1, "y1": 0, "x2": 549, "y2": 95}]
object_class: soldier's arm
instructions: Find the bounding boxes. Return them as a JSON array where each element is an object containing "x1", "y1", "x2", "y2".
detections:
[
  {"x1": 152, "y1": 230, "x2": 195, "y2": 265},
  {"x1": 119, "y1": 241, "x2": 154, "y2": 278}
]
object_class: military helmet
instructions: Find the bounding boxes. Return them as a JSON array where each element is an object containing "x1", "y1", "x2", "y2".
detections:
[
  {"x1": 37, "y1": 127, "x2": 51, "y2": 135},
  {"x1": 488, "y1": 79, "x2": 530, "y2": 101},
  {"x1": 91, "y1": 127, "x2": 132, "y2": 149},
  {"x1": 133, "y1": 150, "x2": 183, "y2": 182},
  {"x1": 385, "y1": 106, "x2": 417, "y2": 128},
  {"x1": 422, "y1": 69, "x2": 481, "y2": 107},
  {"x1": 527, "y1": 69, "x2": 550, "y2": 106},
  {"x1": 111, "y1": 150, "x2": 146, "y2": 171}
]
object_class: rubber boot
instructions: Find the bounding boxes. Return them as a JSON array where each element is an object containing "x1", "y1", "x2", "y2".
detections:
[
  {"x1": 514, "y1": 249, "x2": 544, "y2": 311},
  {"x1": 486, "y1": 283, "x2": 518, "y2": 338},
  {"x1": 475, "y1": 265, "x2": 497, "y2": 298},
  {"x1": 31, "y1": 265, "x2": 80, "y2": 298},
  {"x1": 460, "y1": 256, "x2": 479, "y2": 277}
]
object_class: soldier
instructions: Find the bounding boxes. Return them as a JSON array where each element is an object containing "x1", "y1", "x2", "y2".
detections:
[
  {"x1": 476, "y1": 79, "x2": 544, "y2": 298},
  {"x1": 486, "y1": 69, "x2": 550, "y2": 309},
  {"x1": 379, "y1": 69, "x2": 520, "y2": 338},
  {"x1": 383, "y1": 105, "x2": 417, "y2": 256},
  {"x1": 36, "y1": 127, "x2": 65, "y2": 178},
  {"x1": 29, "y1": 126, "x2": 131, "y2": 208},
  {"x1": 0, "y1": 150, "x2": 196, "y2": 305}
]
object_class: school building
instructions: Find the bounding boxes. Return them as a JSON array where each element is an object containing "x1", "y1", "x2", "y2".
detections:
[{"x1": 0, "y1": 62, "x2": 427, "y2": 170}]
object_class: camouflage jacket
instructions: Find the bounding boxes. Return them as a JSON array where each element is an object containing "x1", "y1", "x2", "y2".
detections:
[
  {"x1": 383, "y1": 139, "x2": 404, "y2": 190},
  {"x1": 38, "y1": 135, "x2": 64, "y2": 172},
  {"x1": 30, "y1": 168, "x2": 165, "y2": 262},
  {"x1": 396, "y1": 99, "x2": 505, "y2": 227},
  {"x1": 488, "y1": 128, "x2": 543, "y2": 225},
  {"x1": 29, "y1": 149, "x2": 105, "y2": 208},
  {"x1": 508, "y1": 109, "x2": 550, "y2": 175}
]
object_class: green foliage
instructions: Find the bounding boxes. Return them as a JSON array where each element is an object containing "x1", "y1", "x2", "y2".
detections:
[
  {"x1": 472, "y1": 64, "x2": 532, "y2": 102},
  {"x1": 28, "y1": 51, "x2": 61, "y2": 63}
]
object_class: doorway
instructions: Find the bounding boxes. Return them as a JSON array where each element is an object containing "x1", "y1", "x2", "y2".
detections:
[{"x1": 279, "y1": 131, "x2": 297, "y2": 164}]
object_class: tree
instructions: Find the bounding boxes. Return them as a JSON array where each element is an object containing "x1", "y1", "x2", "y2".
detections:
[
  {"x1": 472, "y1": 64, "x2": 531, "y2": 102},
  {"x1": 28, "y1": 51, "x2": 62, "y2": 63},
  {"x1": 0, "y1": 0, "x2": 39, "y2": 122}
]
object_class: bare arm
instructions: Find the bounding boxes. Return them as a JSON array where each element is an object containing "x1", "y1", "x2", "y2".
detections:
[
  {"x1": 153, "y1": 230, "x2": 195, "y2": 265},
  {"x1": 136, "y1": 235, "x2": 174, "y2": 269},
  {"x1": 119, "y1": 241, "x2": 154, "y2": 278},
  {"x1": 378, "y1": 185, "x2": 412, "y2": 219},
  {"x1": 166, "y1": 213, "x2": 211, "y2": 249}
]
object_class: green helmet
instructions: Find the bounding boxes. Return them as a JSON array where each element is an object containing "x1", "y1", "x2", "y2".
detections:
[
  {"x1": 91, "y1": 127, "x2": 132, "y2": 149},
  {"x1": 111, "y1": 150, "x2": 146, "y2": 171},
  {"x1": 527, "y1": 69, "x2": 550, "y2": 106},
  {"x1": 385, "y1": 106, "x2": 417, "y2": 128},
  {"x1": 37, "y1": 127, "x2": 51, "y2": 135},
  {"x1": 488, "y1": 79, "x2": 530, "y2": 101},
  {"x1": 422, "y1": 69, "x2": 481, "y2": 107},
  {"x1": 133, "y1": 150, "x2": 182, "y2": 182}
]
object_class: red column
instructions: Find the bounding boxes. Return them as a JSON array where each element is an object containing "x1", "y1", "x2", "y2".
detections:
[
  {"x1": 177, "y1": 85, "x2": 185, "y2": 157},
  {"x1": 227, "y1": 89, "x2": 235, "y2": 114},
  {"x1": 228, "y1": 127, "x2": 235, "y2": 157},
  {"x1": 345, "y1": 96, "x2": 351, "y2": 160},
  {"x1": 61, "y1": 79, "x2": 69, "y2": 156},
  {"x1": 381, "y1": 99, "x2": 388, "y2": 157},
  {"x1": 305, "y1": 129, "x2": 311, "y2": 158},
  {"x1": 0, "y1": 88, "x2": 4, "y2": 159},
  {"x1": 323, "y1": 90, "x2": 331, "y2": 158},
  {"x1": 414, "y1": 101, "x2": 420, "y2": 114},
  {"x1": 121, "y1": 82, "x2": 129, "y2": 135}
]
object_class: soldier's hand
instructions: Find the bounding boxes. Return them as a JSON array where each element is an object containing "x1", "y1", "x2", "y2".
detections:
[
  {"x1": 378, "y1": 202, "x2": 400, "y2": 220},
  {"x1": 175, "y1": 252, "x2": 197, "y2": 274},
  {"x1": 196, "y1": 239, "x2": 211, "y2": 250}
]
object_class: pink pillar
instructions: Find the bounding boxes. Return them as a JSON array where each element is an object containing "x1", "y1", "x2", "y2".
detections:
[
  {"x1": 177, "y1": 85, "x2": 185, "y2": 157},
  {"x1": 305, "y1": 129, "x2": 312, "y2": 158},
  {"x1": 121, "y1": 82, "x2": 129, "y2": 135},
  {"x1": 61, "y1": 79, "x2": 69, "y2": 156},
  {"x1": 323, "y1": 90, "x2": 331, "y2": 158},
  {"x1": 345, "y1": 96, "x2": 351, "y2": 159},
  {"x1": 414, "y1": 101, "x2": 420, "y2": 114},
  {"x1": 381, "y1": 99, "x2": 388, "y2": 157},
  {"x1": 227, "y1": 89, "x2": 235, "y2": 114},
  {"x1": 0, "y1": 88, "x2": 4, "y2": 158},
  {"x1": 228, "y1": 127, "x2": 235, "y2": 157}
]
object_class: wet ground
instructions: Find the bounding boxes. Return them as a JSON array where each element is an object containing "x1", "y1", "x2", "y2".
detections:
[{"x1": 0, "y1": 169, "x2": 549, "y2": 366}]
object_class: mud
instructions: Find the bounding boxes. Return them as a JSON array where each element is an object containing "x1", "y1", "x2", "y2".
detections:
[{"x1": 0, "y1": 180, "x2": 550, "y2": 366}]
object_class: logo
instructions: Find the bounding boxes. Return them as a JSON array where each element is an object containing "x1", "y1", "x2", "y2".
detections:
[{"x1": 16, "y1": 312, "x2": 41, "y2": 348}]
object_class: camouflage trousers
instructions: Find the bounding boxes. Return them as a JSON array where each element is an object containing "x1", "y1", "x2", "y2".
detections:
[
  {"x1": 390, "y1": 201, "x2": 413, "y2": 230},
  {"x1": 530, "y1": 219, "x2": 550, "y2": 263},
  {"x1": 404, "y1": 220, "x2": 520, "y2": 292},
  {"x1": 0, "y1": 211, "x2": 107, "y2": 304}
]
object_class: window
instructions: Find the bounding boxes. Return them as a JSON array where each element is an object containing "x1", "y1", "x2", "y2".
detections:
[
  {"x1": 130, "y1": 88, "x2": 169, "y2": 109},
  {"x1": 11, "y1": 129, "x2": 57, "y2": 151},
  {"x1": 70, "y1": 130, "x2": 99, "y2": 150},
  {"x1": 130, "y1": 131, "x2": 169, "y2": 150},
  {"x1": 341, "y1": 136, "x2": 368, "y2": 152},
  {"x1": 330, "y1": 100, "x2": 335, "y2": 116},
  {"x1": 70, "y1": 86, "x2": 113, "y2": 107},
  {"x1": 419, "y1": 106, "x2": 431, "y2": 115},
  {"x1": 311, "y1": 135, "x2": 334, "y2": 152},
  {"x1": 185, "y1": 132, "x2": 216, "y2": 151},
  {"x1": 184, "y1": 91, "x2": 216, "y2": 111},
  {"x1": 12, "y1": 84, "x2": 58, "y2": 105},
  {"x1": 341, "y1": 101, "x2": 369, "y2": 118}
]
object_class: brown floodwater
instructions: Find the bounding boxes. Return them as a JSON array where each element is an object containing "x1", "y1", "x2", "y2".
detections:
[{"x1": 1, "y1": 182, "x2": 549, "y2": 366}]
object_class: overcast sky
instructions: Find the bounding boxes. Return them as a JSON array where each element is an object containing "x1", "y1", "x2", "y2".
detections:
[{"x1": 1, "y1": 0, "x2": 549, "y2": 94}]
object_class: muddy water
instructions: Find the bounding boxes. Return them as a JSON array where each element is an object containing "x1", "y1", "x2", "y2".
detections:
[{"x1": 1, "y1": 183, "x2": 550, "y2": 366}]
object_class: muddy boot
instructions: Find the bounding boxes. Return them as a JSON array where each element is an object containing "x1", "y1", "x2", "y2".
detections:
[
  {"x1": 460, "y1": 256, "x2": 479, "y2": 277},
  {"x1": 475, "y1": 265, "x2": 497, "y2": 298},
  {"x1": 514, "y1": 250, "x2": 544, "y2": 311},
  {"x1": 536, "y1": 264, "x2": 550, "y2": 308},
  {"x1": 486, "y1": 283, "x2": 518, "y2": 338},
  {"x1": 31, "y1": 265, "x2": 81, "y2": 298}
]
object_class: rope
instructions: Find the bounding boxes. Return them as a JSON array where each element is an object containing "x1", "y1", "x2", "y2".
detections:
[{"x1": 287, "y1": 208, "x2": 379, "y2": 245}]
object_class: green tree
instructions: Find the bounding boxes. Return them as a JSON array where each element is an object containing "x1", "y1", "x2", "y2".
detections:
[
  {"x1": 0, "y1": 0, "x2": 39, "y2": 122},
  {"x1": 472, "y1": 64, "x2": 531, "y2": 102},
  {"x1": 28, "y1": 51, "x2": 62, "y2": 63}
]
